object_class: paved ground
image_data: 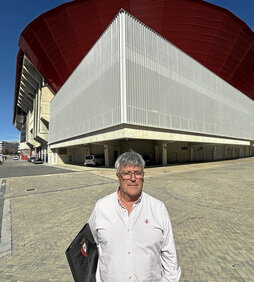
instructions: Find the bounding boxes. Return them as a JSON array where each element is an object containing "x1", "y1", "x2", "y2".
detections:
[
  {"x1": 0, "y1": 159, "x2": 75, "y2": 178},
  {"x1": 0, "y1": 157, "x2": 254, "y2": 281}
]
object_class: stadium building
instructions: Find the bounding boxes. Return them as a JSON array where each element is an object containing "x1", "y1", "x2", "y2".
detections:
[{"x1": 13, "y1": 0, "x2": 254, "y2": 166}]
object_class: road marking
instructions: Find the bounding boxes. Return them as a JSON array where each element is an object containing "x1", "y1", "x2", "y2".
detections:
[
  {"x1": 0, "y1": 179, "x2": 12, "y2": 257},
  {"x1": 0, "y1": 179, "x2": 7, "y2": 226},
  {"x1": 0, "y1": 199, "x2": 12, "y2": 257}
]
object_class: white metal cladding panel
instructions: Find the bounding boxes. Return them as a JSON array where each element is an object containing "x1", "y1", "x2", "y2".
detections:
[
  {"x1": 125, "y1": 13, "x2": 254, "y2": 140},
  {"x1": 49, "y1": 16, "x2": 121, "y2": 144}
]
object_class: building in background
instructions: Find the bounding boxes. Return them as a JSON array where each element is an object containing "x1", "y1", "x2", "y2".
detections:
[
  {"x1": 13, "y1": 0, "x2": 254, "y2": 166},
  {"x1": 0, "y1": 141, "x2": 19, "y2": 155}
]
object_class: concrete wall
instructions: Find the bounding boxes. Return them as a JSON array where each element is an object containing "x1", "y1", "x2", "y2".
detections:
[{"x1": 167, "y1": 142, "x2": 190, "y2": 163}]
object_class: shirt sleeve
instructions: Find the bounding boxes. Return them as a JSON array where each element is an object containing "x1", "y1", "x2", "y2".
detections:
[
  {"x1": 87, "y1": 205, "x2": 103, "y2": 282},
  {"x1": 160, "y1": 204, "x2": 181, "y2": 282},
  {"x1": 87, "y1": 206, "x2": 98, "y2": 244}
]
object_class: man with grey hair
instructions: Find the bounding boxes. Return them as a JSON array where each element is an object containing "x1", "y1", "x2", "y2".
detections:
[{"x1": 88, "y1": 150, "x2": 181, "y2": 281}]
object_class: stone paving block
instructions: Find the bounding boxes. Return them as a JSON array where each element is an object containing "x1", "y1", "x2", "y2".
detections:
[{"x1": 0, "y1": 157, "x2": 254, "y2": 281}]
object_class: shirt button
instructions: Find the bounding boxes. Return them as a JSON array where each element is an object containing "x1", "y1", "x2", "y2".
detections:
[
  {"x1": 128, "y1": 251, "x2": 130, "y2": 254},
  {"x1": 129, "y1": 277, "x2": 132, "y2": 280}
]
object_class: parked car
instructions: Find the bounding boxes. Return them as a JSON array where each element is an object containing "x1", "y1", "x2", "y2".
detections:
[
  {"x1": 13, "y1": 156, "x2": 19, "y2": 160},
  {"x1": 27, "y1": 156, "x2": 34, "y2": 162},
  {"x1": 30, "y1": 157, "x2": 36, "y2": 163},
  {"x1": 34, "y1": 158, "x2": 44, "y2": 164},
  {"x1": 84, "y1": 154, "x2": 104, "y2": 166}
]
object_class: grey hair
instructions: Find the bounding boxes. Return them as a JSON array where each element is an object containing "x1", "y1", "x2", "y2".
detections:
[{"x1": 115, "y1": 150, "x2": 145, "y2": 173}]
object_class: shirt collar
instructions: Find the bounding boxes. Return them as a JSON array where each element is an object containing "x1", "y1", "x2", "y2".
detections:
[{"x1": 116, "y1": 187, "x2": 143, "y2": 206}]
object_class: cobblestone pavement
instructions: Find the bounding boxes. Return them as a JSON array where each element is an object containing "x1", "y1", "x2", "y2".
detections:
[{"x1": 0, "y1": 157, "x2": 253, "y2": 281}]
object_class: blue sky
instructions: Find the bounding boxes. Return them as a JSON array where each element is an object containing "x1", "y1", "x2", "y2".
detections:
[{"x1": 0, "y1": 0, "x2": 253, "y2": 142}]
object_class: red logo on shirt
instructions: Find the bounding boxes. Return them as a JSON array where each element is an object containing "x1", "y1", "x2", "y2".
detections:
[{"x1": 81, "y1": 242, "x2": 88, "y2": 256}]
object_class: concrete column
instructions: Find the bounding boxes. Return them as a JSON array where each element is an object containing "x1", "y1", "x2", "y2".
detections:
[
  {"x1": 48, "y1": 146, "x2": 55, "y2": 164},
  {"x1": 213, "y1": 146, "x2": 216, "y2": 160},
  {"x1": 42, "y1": 148, "x2": 45, "y2": 161},
  {"x1": 155, "y1": 145, "x2": 159, "y2": 164},
  {"x1": 232, "y1": 147, "x2": 235, "y2": 159},
  {"x1": 190, "y1": 145, "x2": 194, "y2": 162},
  {"x1": 52, "y1": 149, "x2": 56, "y2": 165},
  {"x1": 225, "y1": 146, "x2": 228, "y2": 159},
  {"x1": 84, "y1": 147, "x2": 90, "y2": 155},
  {"x1": 162, "y1": 143, "x2": 167, "y2": 166},
  {"x1": 104, "y1": 145, "x2": 109, "y2": 167},
  {"x1": 246, "y1": 146, "x2": 250, "y2": 157}
]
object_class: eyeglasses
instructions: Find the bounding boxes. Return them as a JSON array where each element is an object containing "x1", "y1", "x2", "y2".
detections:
[{"x1": 117, "y1": 171, "x2": 144, "y2": 180}]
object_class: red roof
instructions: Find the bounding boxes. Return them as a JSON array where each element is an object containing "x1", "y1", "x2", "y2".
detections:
[{"x1": 17, "y1": 0, "x2": 254, "y2": 100}]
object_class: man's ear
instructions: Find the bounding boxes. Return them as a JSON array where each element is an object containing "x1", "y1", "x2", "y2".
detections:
[{"x1": 116, "y1": 173, "x2": 120, "y2": 183}]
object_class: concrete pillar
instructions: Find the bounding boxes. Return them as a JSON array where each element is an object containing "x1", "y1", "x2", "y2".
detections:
[
  {"x1": 213, "y1": 146, "x2": 216, "y2": 160},
  {"x1": 111, "y1": 146, "x2": 120, "y2": 166},
  {"x1": 52, "y1": 149, "x2": 56, "y2": 164},
  {"x1": 84, "y1": 147, "x2": 90, "y2": 155},
  {"x1": 232, "y1": 147, "x2": 235, "y2": 159},
  {"x1": 162, "y1": 143, "x2": 167, "y2": 166},
  {"x1": 42, "y1": 147, "x2": 45, "y2": 161},
  {"x1": 190, "y1": 145, "x2": 194, "y2": 162},
  {"x1": 104, "y1": 145, "x2": 109, "y2": 167},
  {"x1": 155, "y1": 145, "x2": 159, "y2": 164},
  {"x1": 246, "y1": 146, "x2": 250, "y2": 157},
  {"x1": 48, "y1": 146, "x2": 56, "y2": 164},
  {"x1": 225, "y1": 146, "x2": 228, "y2": 159}
]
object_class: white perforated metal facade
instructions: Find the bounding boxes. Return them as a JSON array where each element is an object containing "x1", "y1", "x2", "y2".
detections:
[
  {"x1": 124, "y1": 13, "x2": 254, "y2": 141},
  {"x1": 49, "y1": 11, "x2": 254, "y2": 145},
  {"x1": 49, "y1": 15, "x2": 122, "y2": 144}
]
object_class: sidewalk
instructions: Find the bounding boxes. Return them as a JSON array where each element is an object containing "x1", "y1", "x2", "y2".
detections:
[{"x1": 0, "y1": 157, "x2": 254, "y2": 281}]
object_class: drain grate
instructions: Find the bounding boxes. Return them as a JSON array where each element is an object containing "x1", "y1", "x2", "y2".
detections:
[{"x1": 26, "y1": 188, "x2": 36, "y2": 192}]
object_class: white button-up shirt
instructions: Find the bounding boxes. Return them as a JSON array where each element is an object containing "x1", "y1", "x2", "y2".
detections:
[{"x1": 88, "y1": 191, "x2": 181, "y2": 282}]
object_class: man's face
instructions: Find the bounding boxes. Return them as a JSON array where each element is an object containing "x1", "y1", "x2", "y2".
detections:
[{"x1": 117, "y1": 165, "x2": 144, "y2": 201}]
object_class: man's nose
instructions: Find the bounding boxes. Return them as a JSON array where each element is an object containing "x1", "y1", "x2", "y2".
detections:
[{"x1": 130, "y1": 173, "x2": 136, "y2": 180}]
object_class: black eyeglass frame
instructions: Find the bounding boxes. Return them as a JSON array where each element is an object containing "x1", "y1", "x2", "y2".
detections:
[{"x1": 117, "y1": 171, "x2": 144, "y2": 179}]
